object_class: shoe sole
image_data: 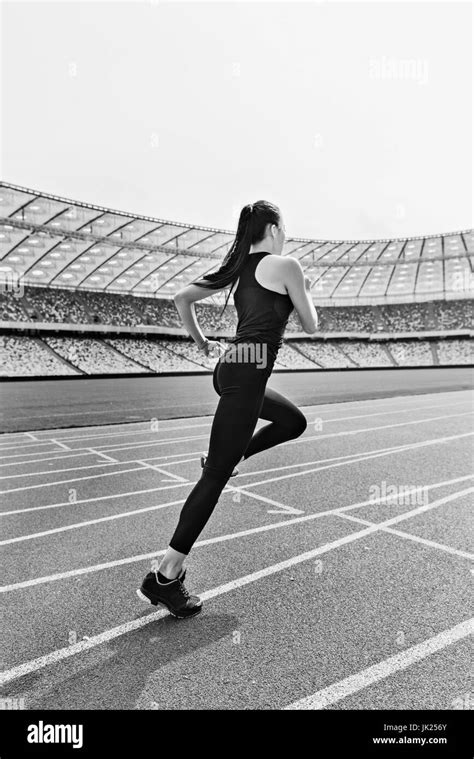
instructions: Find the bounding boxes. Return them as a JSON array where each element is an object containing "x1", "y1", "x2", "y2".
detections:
[{"x1": 136, "y1": 588, "x2": 202, "y2": 619}]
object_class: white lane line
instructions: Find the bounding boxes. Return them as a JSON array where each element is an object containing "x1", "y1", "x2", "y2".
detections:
[
  {"x1": 0, "y1": 436, "x2": 426, "y2": 490},
  {"x1": 2, "y1": 409, "x2": 471, "y2": 469},
  {"x1": 52, "y1": 439, "x2": 71, "y2": 452},
  {"x1": 286, "y1": 412, "x2": 474, "y2": 447},
  {"x1": 337, "y1": 513, "x2": 474, "y2": 561},
  {"x1": 0, "y1": 465, "x2": 148, "y2": 494},
  {"x1": 0, "y1": 459, "x2": 139, "y2": 480},
  {"x1": 230, "y1": 432, "x2": 474, "y2": 492},
  {"x1": 138, "y1": 461, "x2": 188, "y2": 483},
  {"x1": 25, "y1": 432, "x2": 39, "y2": 441},
  {"x1": 0, "y1": 432, "x2": 207, "y2": 464},
  {"x1": 0, "y1": 431, "x2": 420, "y2": 481},
  {"x1": 36, "y1": 424, "x2": 212, "y2": 445},
  {"x1": 0, "y1": 482, "x2": 185, "y2": 516},
  {"x1": 89, "y1": 449, "x2": 118, "y2": 463},
  {"x1": 1, "y1": 432, "x2": 470, "y2": 512},
  {"x1": 0, "y1": 440, "x2": 55, "y2": 452},
  {"x1": 0, "y1": 435, "x2": 419, "y2": 486},
  {"x1": 0, "y1": 449, "x2": 118, "y2": 468},
  {"x1": 0, "y1": 460, "x2": 131, "y2": 481},
  {"x1": 225, "y1": 485, "x2": 304, "y2": 515},
  {"x1": 158, "y1": 432, "x2": 474, "y2": 478},
  {"x1": 4, "y1": 397, "x2": 468, "y2": 448},
  {"x1": 95, "y1": 411, "x2": 474, "y2": 454},
  {"x1": 284, "y1": 618, "x2": 474, "y2": 710},
  {"x1": 1, "y1": 477, "x2": 472, "y2": 593},
  {"x1": 0, "y1": 433, "x2": 466, "y2": 532},
  {"x1": 0, "y1": 446, "x2": 62, "y2": 460},
  {"x1": 0, "y1": 498, "x2": 186, "y2": 546},
  {"x1": 1, "y1": 488, "x2": 471, "y2": 686},
  {"x1": 297, "y1": 399, "x2": 472, "y2": 427}
]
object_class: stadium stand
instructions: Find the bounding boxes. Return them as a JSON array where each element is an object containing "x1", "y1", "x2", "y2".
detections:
[
  {"x1": 0, "y1": 287, "x2": 472, "y2": 334},
  {"x1": 23, "y1": 287, "x2": 91, "y2": 324},
  {"x1": 158, "y1": 339, "x2": 219, "y2": 371},
  {"x1": 387, "y1": 340, "x2": 435, "y2": 366},
  {"x1": 0, "y1": 292, "x2": 29, "y2": 322},
  {"x1": 1, "y1": 182, "x2": 471, "y2": 303},
  {"x1": 43, "y1": 336, "x2": 147, "y2": 374},
  {"x1": 1, "y1": 334, "x2": 471, "y2": 375},
  {"x1": 337, "y1": 340, "x2": 394, "y2": 367},
  {"x1": 106, "y1": 337, "x2": 207, "y2": 373},
  {"x1": 296, "y1": 342, "x2": 354, "y2": 368},
  {"x1": 0, "y1": 183, "x2": 472, "y2": 377},
  {"x1": 435, "y1": 338, "x2": 473, "y2": 365},
  {"x1": 141, "y1": 298, "x2": 182, "y2": 328},
  {"x1": 0, "y1": 334, "x2": 78, "y2": 376},
  {"x1": 271, "y1": 343, "x2": 318, "y2": 369}
]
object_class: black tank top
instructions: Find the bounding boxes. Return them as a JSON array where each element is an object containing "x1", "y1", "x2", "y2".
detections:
[{"x1": 229, "y1": 252, "x2": 294, "y2": 362}]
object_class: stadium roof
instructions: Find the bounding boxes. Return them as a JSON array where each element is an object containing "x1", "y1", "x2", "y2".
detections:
[{"x1": 0, "y1": 181, "x2": 472, "y2": 302}]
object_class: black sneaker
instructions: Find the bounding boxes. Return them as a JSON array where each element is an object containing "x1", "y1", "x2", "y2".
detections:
[
  {"x1": 201, "y1": 453, "x2": 239, "y2": 477},
  {"x1": 136, "y1": 568, "x2": 202, "y2": 619}
]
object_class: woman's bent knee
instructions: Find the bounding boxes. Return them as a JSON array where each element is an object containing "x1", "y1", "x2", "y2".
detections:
[
  {"x1": 295, "y1": 413, "x2": 307, "y2": 437},
  {"x1": 285, "y1": 411, "x2": 307, "y2": 439}
]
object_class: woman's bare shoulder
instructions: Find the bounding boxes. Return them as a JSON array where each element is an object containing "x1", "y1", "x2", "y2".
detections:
[{"x1": 262, "y1": 254, "x2": 293, "y2": 277}]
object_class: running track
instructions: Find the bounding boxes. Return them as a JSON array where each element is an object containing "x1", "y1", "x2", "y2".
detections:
[{"x1": 0, "y1": 381, "x2": 473, "y2": 709}]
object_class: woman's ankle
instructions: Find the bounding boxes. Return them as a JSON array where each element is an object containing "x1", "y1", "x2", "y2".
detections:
[{"x1": 158, "y1": 563, "x2": 183, "y2": 580}]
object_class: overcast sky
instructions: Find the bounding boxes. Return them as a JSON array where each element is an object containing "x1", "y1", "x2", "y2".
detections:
[{"x1": 1, "y1": 1, "x2": 472, "y2": 240}]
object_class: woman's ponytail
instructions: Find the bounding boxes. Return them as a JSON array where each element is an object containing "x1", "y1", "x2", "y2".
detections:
[{"x1": 193, "y1": 200, "x2": 280, "y2": 315}]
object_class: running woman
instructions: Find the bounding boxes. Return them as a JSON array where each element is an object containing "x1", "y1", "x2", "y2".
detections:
[{"x1": 137, "y1": 200, "x2": 318, "y2": 617}]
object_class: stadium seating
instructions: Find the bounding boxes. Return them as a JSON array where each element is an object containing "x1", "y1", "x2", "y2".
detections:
[
  {"x1": 105, "y1": 338, "x2": 201, "y2": 372},
  {"x1": 387, "y1": 340, "x2": 434, "y2": 366},
  {"x1": 43, "y1": 336, "x2": 147, "y2": 374},
  {"x1": 1, "y1": 334, "x2": 472, "y2": 375},
  {"x1": 0, "y1": 293, "x2": 29, "y2": 322},
  {"x1": 435, "y1": 338, "x2": 473, "y2": 365},
  {"x1": 271, "y1": 343, "x2": 319, "y2": 368},
  {"x1": 337, "y1": 341, "x2": 394, "y2": 367},
  {"x1": 0, "y1": 335, "x2": 78, "y2": 376},
  {"x1": 22, "y1": 287, "x2": 91, "y2": 324},
  {"x1": 296, "y1": 342, "x2": 354, "y2": 368},
  {"x1": 0, "y1": 287, "x2": 472, "y2": 333}
]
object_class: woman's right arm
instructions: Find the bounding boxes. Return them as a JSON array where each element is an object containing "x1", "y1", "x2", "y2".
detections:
[
  {"x1": 174, "y1": 282, "x2": 228, "y2": 355},
  {"x1": 281, "y1": 257, "x2": 318, "y2": 333}
]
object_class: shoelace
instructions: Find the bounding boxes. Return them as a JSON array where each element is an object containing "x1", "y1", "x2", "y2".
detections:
[
  {"x1": 178, "y1": 580, "x2": 191, "y2": 599},
  {"x1": 153, "y1": 571, "x2": 190, "y2": 599}
]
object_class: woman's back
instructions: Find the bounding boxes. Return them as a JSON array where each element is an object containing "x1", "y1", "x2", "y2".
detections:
[{"x1": 229, "y1": 252, "x2": 294, "y2": 362}]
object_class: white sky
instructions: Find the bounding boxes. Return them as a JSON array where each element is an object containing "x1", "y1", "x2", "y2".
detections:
[{"x1": 1, "y1": 1, "x2": 472, "y2": 240}]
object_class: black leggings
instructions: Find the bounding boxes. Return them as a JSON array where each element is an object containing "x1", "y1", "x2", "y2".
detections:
[{"x1": 169, "y1": 350, "x2": 307, "y2": 554}]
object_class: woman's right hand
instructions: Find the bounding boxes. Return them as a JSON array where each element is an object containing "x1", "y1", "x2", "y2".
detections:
[{"x1": 202, "y1": 340, "x2": 226, "y2": 358}]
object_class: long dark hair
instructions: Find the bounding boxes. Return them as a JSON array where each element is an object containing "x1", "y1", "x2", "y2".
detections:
[{"x1": 193, "y1": 199, "x2": 281, "y2": 315}]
